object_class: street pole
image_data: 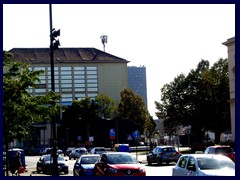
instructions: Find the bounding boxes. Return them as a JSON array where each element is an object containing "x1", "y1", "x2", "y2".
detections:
[{"x1": 49, "y1": 4, "x2": 58, "y2": 176}]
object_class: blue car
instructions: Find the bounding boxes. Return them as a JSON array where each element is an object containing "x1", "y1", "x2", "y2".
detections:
[{"x1": 73, "y1": 154, "x2": 100, "y2": 176}]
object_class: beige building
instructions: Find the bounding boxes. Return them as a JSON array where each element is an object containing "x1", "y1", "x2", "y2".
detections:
[
  {"x1": 222, "y1": 37, "x2": 235, "y2": 142},
  {"x1": 8, "y1": 47, "x2": 129, "y2": 147},
  {"x1": 9, "y1": 48, "x2": 129, "y2": 104}
]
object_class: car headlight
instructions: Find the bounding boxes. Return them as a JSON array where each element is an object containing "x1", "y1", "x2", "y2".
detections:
[
  {"x1": 109, "y1": 167, "x2": 118, "y2": 173},
  {"x1": 139, "y1": 167, "x2": 145, "y2": 173}
]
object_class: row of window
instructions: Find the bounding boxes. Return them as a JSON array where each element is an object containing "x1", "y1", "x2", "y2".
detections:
[{"x1": 28, "y1": 66, "x2": 98, "y2": 102}]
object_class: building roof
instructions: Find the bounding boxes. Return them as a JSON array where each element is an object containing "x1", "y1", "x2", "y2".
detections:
[
  {"x1": 8, "y1": 47, "x2": 129, "y2": 64},
  {"x1": 222, "y1": 37, "x2": 235, "y2": 46}
]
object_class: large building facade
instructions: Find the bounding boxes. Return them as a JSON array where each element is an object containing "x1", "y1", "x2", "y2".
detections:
[
  {"x1": 8, "y1": 47, "x2": 129, "y2": 148},
  {"x1": 9, "y1": 48, "x2": 129, "y2": 105},
  {"x1": 222, "y1": 37, "x2": 235, "y2": 142},
  {"x1": 127, "y1": 66, "x2": 148, "y2": 107}
]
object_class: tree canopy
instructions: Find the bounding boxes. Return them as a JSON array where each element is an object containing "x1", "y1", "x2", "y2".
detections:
[
  {"x1": 3, "y1": 51, "x2": 60, "y2": 144},
  {"x1": 155, "y1": 58, "x2": 230, "y2": 143}
]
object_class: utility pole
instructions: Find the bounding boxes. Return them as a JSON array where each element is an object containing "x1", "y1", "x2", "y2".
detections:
[{"x1": 49, "y1": 4, "x2": 60, "y2": 176}]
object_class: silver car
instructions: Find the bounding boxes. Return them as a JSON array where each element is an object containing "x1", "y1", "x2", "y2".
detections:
[
  {"x1": 172, "y1": 154, "x2": 235, "y2": 176},
  {"x1": 69, "y1": 148, "x2": 88, "y2": 160},
  {"x1": 90, "y1": 147, "x2": 107, "y2": 154}
]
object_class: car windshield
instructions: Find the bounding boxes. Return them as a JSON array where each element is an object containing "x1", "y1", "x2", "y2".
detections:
[
  {"x1": 96, "y1": 149, "x2": 105, "y2": 152},
  {"x1": 107, "y1": 154, "x2": 138, "y2": 164},
  {"x1": 197, "y1": 158, "x2": 235, "y2": 170},
  {"x1": 44, "y1": 155, "x2": 64, "y2": 161},
  {"x1": 81, "y1": 156, "x2": 99, "y2": 164}
]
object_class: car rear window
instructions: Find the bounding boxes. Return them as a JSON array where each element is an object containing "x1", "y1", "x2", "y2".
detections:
[{"x1": 215, "y1": 147, "x2": 234, "y2": 154}]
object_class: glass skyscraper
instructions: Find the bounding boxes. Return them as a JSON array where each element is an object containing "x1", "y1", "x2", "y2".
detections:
[{"x1": 127, "y1": 66, "x2": 148, "y2": 108}]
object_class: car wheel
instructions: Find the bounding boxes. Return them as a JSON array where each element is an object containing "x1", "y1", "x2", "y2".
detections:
[
  {"x1": 64, "y1": 170, "x2": 69, "y2": 174},
  {"x1": 36, "y1": 167, "x2": 41, "y2": 174},
  {"x1": 157, "y1": 158, "x2": 162, "y2": 165},
  {"x1": 147, "y1": 157, "x2": 151, "y2": 165}
]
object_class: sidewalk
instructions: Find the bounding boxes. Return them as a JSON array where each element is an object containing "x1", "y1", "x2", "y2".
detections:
[{"x1": 5, "y1": 168, "x2": 49, "y2": 176}]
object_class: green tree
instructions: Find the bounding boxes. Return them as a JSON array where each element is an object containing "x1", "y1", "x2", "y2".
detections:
[
  {"x1": 95, "y1": 93, "x2": 116, "y2": 120},
  {"x1": 3, "y1": 51, "x2": 60, "y2": 175},
  {"x1": 117, "y1": 88, "x2": 150, "y2": 134},
  {"x1": 144, "y1": 114, "x2": 157, "y2": 138},
  {"x1": 155, "y1": 74, "x2": 186, "y2": 137},
  {"x1": 155, "y1": 59, "x2": 230, "y2": 144}
]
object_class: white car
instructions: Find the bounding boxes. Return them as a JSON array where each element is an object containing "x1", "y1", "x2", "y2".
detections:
[
  {"x1": 69, "y1": 148, "x2": 88, "y2": 160},
  {"x1": 90, "y1": 147, "x2": 107, "y2": 154},
  {"x1": 172, "y1": 154, "x2": 235, "y2": 176}
]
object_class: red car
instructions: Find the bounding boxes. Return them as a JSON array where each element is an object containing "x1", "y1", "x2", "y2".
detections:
[
  {"x1": 204, "y1": 145, "x2": 235, "y2": 162},
  {"x1": 94, "y1": 152, "x2": 146, "y2": 176}
]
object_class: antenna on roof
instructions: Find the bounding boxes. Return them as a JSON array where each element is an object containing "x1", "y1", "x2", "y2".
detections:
[{"x1": 100, "y1": 34, "x2": 108, "y2": 52}]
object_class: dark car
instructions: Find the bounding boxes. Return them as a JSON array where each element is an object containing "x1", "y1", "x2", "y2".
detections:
[
  {"x1": 39, "y1": 147, "x2": 63, "y2": 155},
  {"x1": 36, "y1": 154, "x2": 69, "y2": 174},
  {"x1": 147, "y1": 146, "x2": 181, "y2": 165},
  {"x1": 204, "y1": 145, "x2": 235, "y2": 162},
  {"x1": 73, "y1": 154, "x2": 100, "y2": 176},
  {"x1": 94, "y1": 152, "x2": 146, "y2": 176}
]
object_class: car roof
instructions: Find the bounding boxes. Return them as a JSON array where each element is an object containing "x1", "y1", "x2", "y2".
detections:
[
  {"x1": 156, "y1": 146, "x2": 176, "y2": 148},
  {"x1": 80, "y1": 154, "x2": 100, "y2": 157},
  {"x1": 103, "y1": 152, "x2": 131, "y2": 155},
  {"x1": 180, "y1": 154, "x2": 231, "y2": 160},
  {"x1": 207, "y1": 145, "x2": 231, "y2": 148}
]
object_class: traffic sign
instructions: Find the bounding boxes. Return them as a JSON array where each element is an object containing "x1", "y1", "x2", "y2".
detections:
[
  {"x1": 77, "y1": 136, "x2": 82, "y2": 140},
  {"x1": 110, "y1": 129, "x2": 116, "y2": 140},
  {"x1": 127, "y1": 134, "x2": 132, "y2": 141},
  {"x1": 132, "y1": 130, "x2": 140, "y2": 138},
  {"x1": 89, "y1": 136, "x2": 94, "y2": 141}
]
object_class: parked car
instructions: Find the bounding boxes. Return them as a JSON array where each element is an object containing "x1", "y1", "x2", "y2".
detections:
[
  {"x1": 73, "y1": 154, "x2": 100, "y2": 176},
  {"x1": 36, "y1": 154, "x2": 69, "y2": 174},
  {"x1": 39, "y1": 147, "x2": 63, "y2": 155},
  {"x1": 147, "y1": 146, "x2": 181, "y2": 165},
  {"x1": 94, "y1": 152, "x2": 146, "y2": 176},
  {"x1": 204, "y1": 145, "x2": 235, "y2": 162},
  {"x1": 172, "y1": 154, "x2": 235, "y2": 176},
  {"x1": 69, "y1": 148, "x2": 88, "y2": 160},
  {"x1": 90, "y1": 147, "x2": 107, "y2": 154},
  {"x1": 64, "y1": 147, "x2": 75, "y2": 156},
  {"x1": 113, "y1": 144, "x2": 130, "y2": 152},
  {"x1": 137, "y1": 142, "x2": 145, "y2": 146}
]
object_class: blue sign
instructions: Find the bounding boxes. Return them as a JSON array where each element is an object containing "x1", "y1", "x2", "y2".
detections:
[
  {"x1": 132, "y1": 130, "x2": 140, "y2": 138},
  {"x1": 110, "y1": 129, "x2": 115, "y2": 137}
]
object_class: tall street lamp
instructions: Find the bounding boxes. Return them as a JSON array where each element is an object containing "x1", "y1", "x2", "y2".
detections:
[{"x1": 49, "y1": 4, "x2": 60, "y2": 176}]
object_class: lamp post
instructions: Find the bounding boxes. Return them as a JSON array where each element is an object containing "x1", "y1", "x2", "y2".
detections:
[
  {"x1": 49, "y1": 4, "x2": 60, "y2": 176},
  {"x1": 66, "y1": 128, "x2": 69, "y2": 148}
]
